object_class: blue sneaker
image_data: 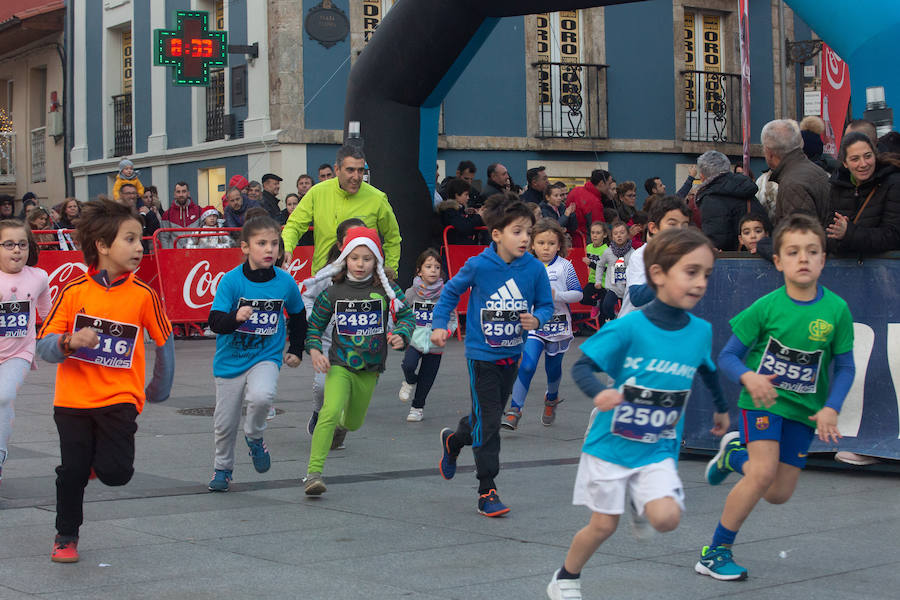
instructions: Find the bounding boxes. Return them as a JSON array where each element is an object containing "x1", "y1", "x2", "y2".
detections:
[
  {"x1": 705, "y1": 431, "x2": 742, "y2": 486},
  {"x1": 246, "y1": 436, "x2": 271, "y2": 473},
  {"x1": 477, "y1": 489, "x2": 510, "y2": 517},
  {"x1": 208, "y1": 469, "x2": 232, "y2": 492},
  {"x1": 439, "y1": 428, "x2": 457, "y2": 480},
  {"x1": 695, "y1": 545, "x2": 748, "y2": 581}
]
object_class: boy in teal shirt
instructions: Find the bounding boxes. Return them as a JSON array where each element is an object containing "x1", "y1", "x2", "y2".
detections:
[{"x1": 696, "y1": 214, "x2": 855, "y2": 581}]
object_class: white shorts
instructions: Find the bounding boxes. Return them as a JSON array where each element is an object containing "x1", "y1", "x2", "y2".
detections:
[{"x1": 572, "y1": 453, "x2": 685, "y2": 516}]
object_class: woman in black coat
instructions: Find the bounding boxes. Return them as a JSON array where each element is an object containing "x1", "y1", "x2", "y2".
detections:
[
  {"x1": 827, "y1": 131, "x2": 900, "y2": 255},
  {"x1": 437, "y1": 178, "x2": 485, "y2": 245}
]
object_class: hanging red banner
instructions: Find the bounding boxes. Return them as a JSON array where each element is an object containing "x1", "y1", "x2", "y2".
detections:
[{"x1": 821, "y1": 43, "x2": 851, "y2": 157}]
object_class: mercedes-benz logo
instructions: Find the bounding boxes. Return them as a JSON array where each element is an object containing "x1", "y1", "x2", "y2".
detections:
[
  {"x1": 109, "y1": 324, "x2": 124, "y2": 337},
  {"x1": 361, "y1": 302, "x2": 372, "y2": 312},
  {"x1": 264, "y1": 301, "x2": 275, "y2": 311},
  {"x1": 796, "y1": 353, "x2": 811, "y2": 365},
  {"x1": 10, "y1": 302, "x2": 20, "y2": 312},
  {"x1": 660, "y1": 395, "x2": 675, "y2": 408}
]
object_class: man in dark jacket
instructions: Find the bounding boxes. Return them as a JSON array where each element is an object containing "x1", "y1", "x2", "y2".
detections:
[
  {"x1": 259, "y1": 173, "x2": 283, "y2": 221},
  {"x1": 520, "y1": 166, "x2": 548, "y2": 205},
  {"x1": 479, "y1": 163, "x2": 510, "y2": 205},
  {"x1": 762, "y1": 119, "x2": 831, "y2": 227},
  {"x1": 696, "y1": 150, "x2": 771, "y2": 251}
]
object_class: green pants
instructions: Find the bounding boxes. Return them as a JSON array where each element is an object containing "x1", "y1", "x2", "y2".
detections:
[{"x1": 308, "y1": 365, "x2": 379, "y2": 473}]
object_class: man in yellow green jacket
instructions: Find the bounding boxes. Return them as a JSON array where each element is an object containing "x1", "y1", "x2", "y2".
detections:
[{"x1": 282, "y1": 145, "x2": 402, "y2": 274}]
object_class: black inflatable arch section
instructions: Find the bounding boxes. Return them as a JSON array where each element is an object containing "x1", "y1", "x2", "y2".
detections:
[{"x1": 344, "y1": 0, "x2": 641, "y2": 281}]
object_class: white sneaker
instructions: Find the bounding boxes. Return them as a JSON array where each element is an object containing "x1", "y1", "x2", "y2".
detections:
[
  {"x1": 399, "y1": 381, "x2": 414, "y2": 403},
  {"x1": 266, "y1": 407, "x2": 276, "y2": 421},
  {"x1": 629, "y1": 499, "x2": 655, "y2": 542},
  {"x1": 406, "y1": 407, "x2": 424, "y2": 422},
  {"x1": 546, "y1": 569, "x2": 582, "y2": 600},
  {"x1": 203, "y1": 327, "x2": 216, "y2": 338},
  {"x1": 835, "y1": 451, "x2": 880, "y2": 466}
]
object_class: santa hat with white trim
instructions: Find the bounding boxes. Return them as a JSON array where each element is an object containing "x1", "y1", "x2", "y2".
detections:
[{"x1": 300, "y1": 226, "x2": 403, "y2": 315}]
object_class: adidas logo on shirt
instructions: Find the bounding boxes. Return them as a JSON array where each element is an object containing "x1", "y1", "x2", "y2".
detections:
[{"x1": 485, "y1": 278, "x2": 528, "y2": 311}]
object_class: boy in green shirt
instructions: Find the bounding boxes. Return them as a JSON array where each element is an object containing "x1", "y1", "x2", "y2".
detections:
[
  {"x1": 582, "y1": 221, "x2": 608, "y2": 319},
  {"x1": 696, "y1": 214, "x2": 855, "y2": 581}
]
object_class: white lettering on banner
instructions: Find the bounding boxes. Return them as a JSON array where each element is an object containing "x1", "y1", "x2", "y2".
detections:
[
  {"x1": 183, "y1": 260, "x2": 226, "y2": 309},
  {"x1": 47, "y1": 262, "x2": 88, "y2": 301},
  {"x1": 887, "y1": 324, "x2": 900, "y2": 440},
  {"x1": 837, "y1": 323, "x2": 874, "y2": 437},
  {"x1": 284, "y1": 257, "x2": 309, "y2": 280},
  {"x1": 825, "y1": 46, "x2": 845, "y2": 90}
]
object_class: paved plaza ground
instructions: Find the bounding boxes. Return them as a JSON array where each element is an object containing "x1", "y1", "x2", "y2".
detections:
[{"x1": 1, "y1": 337, "x2": 897, "y2": 599}]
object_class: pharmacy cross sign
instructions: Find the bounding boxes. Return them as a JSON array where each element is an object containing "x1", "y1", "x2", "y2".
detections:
[{"x1": 154, "y1": 11, "x2": 227, "y2": 86}]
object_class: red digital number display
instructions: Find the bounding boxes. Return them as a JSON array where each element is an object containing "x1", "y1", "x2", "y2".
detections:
[{"x1": 168, "y1": 38, "x2": 216, "y2": 58}]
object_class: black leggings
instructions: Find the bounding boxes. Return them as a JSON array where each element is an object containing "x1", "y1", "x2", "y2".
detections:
[{"x1": 401, "y1": 347, "x2": 443, "y2": 409}]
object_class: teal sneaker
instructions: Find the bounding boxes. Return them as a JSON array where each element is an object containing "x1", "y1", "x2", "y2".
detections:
[
  {"x1": 705, "y1": 431, "x2": 742, "y2": 486},
  {"x1": 694, "y1": 545, "x2": 748, "y2": 581},
  {"x1": 208, "y1": 469, "x2": 232, "y2": 492}
]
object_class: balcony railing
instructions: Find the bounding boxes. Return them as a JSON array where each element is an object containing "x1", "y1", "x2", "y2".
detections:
[
  {"x1": 112, "y1": 93, "x2": 133, "y2": 156},
  {"x1": 206, "y1": 69, "x2": 225, "y2": 141},
  {"x1": 0, "y1": 132, "x2": 14, "y2": 184},
  {"x1": 681, "y1": 70, "x2": 741, "y2": 143},
  {"x1": 533, "y1": 61, "x2": 608, "y2": 139},
  {"x1": 30, "y1": 127, "x2": 46, "y2": 183}
]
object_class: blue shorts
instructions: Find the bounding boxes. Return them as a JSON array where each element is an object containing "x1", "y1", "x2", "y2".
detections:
[{"x1": 739, "y1": 409, "x2": 815, "y2": 469}]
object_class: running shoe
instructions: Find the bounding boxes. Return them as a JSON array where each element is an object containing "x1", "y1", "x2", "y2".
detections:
[
  {"x1": 439, "y1": 427, "x2": 457, "y2": 480},
  {"x1": 835, "y1": 451, "x2": 881, "y2": 466},
  {"x1": 628, "y1": 499, "x2": 655, "y2": 541},
  {"x1": 304, "y1": 472, "x2": 326, "y2": 496},
  {"x1": 331, "y1": 427, "x2": 348, "y2": 450},
  {"x1": 542, "y1": 396, "x2": 563, "y2": 426},
  {"x1": 266, "y1": 406, "x2": 276, "y2": 421},
  {"x1": 477, "y1": 489, "x2": 510, "y2": 517},
  {"x1": 399, "y1": 381, "x2": 414, "y2": 402},
  {"x1": 705, "y1": 431, "x2": 742, "y2": 486},
  {"x1": 501, "y1": 408, "x2": 521, "y2": 431},
  {"x1": 407, "y1": 407, "x2": 424, "y2": 422},
  {"x1": 694, "y1": 545, "x2": 748, "y2": 581},
  {"x1": 307, "y1": 410, "x2": 319, "y2": 436},
  {"x1": 50, "y1": 536, "x2": 79, "y2": 563},
  {"x1": 546, "y1": 569, "x2": 582, "y2": 600},
  {"x1": 208, "y1": 469, "x2": 232, "y2": 492},
  {"x1": 245, "y1": 436, "x2": 271, "y2": 473}
]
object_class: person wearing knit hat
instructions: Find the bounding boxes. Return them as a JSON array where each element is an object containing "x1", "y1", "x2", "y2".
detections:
[
  {"x1": 229, "y1": 174, "x2": 250, "y2": 191},
  {"x1": 112, "y1": 158, "x2": 145, "y2": 201},
  {"x1": 302, "y1": 226, "x2": 415, "y2": 495},
  {"x1": 185, "y1": 207, "x2": 231, "y2": 249}
]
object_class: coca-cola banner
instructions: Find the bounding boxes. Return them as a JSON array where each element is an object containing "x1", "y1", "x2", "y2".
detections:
[
  {"x1": 155, "y1": 246, "x2": 313, "y2": 323},
  {"x1": 36, "y1": 247, "x2": 313, "y2": 324},
  {"x1": 38, "y1": 252, "x2": 161, "y2": 302},
  {"x1": 821, "y1": 43, "x2": 851, "y2": 157}
]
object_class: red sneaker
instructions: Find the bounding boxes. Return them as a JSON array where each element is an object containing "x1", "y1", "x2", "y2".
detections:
[{"x1": 51, "y1": 536, "x2": 79, "y2": 563}]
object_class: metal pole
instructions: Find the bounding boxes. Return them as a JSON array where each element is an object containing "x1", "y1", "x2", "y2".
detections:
[{"x1": 779, "y1": 0, "x2": 788, "y2": 118}]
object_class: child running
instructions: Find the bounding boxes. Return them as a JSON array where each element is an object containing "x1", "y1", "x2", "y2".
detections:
[
  {"x1": 36, "y1": 199, "x2": 174, "y2": 563},
  {"x1": 302, "y1": 227, "x2": 414, "y2": 495},
  {"x1": 502, "y1": 218, "x2": 582, "y2": 430},
  {"x1": 206, "y1": 214, "x2": 307, "y2": 492},
  {"x1": 695, "y1": 214, "x2": 854, "y2": 582},
  {"x1": 432, "y1": 192, "x2": 554, "y2": 517},
  {"x1": 546, "y1": 228, "x2": 729, "y2": 600},
  {"x1": 582, "y1": 221, "x2": 608, "y2": 320},
  {"x1": 596, "y1": 220, "x2": 634, "y2": 322},
  {"x1": 302, "y1": 217, "x2": 365, "y2": 436},
  {"x1": 0, "y1": 220, "x2": 51, "y2": 485},
  {"x1": 399, "y1": 248, "x2": 457, "y2": 422}
]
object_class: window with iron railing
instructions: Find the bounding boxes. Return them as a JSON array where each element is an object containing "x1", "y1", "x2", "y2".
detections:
[
  {"x1": 30, "y1": 126, "x2": 45, "y2": 183},
  {"x1": 206, "y1": 69, "x2": 225, "y2": 141},
  {"x1": 533, "y1": 61, "x2": 608, "y2": 139},
  {"x1": 0, "y1": 132, "x2": 14, "y2": 184},
  {"x1": 681, "y1": 70, "x2": 741, "y2": 143},
  {"x1": 112, "y1": 93, "x2": 132, "y2": 156}
]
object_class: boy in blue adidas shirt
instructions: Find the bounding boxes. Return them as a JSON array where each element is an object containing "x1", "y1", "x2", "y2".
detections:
[
  {"x1": 432, "y1": 192, "x2": 554, "y2": 517},
  {"x1": 546, "y1": 229, "x2": 729, "y2": 600}
]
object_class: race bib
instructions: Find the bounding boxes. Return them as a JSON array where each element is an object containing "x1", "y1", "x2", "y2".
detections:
[
  {"x1": 335, "y1": 299, "x2": 384, "y2": 336},
  {"x1": 537, "y1": 313, "x2": 570, "y2": 337},
  {"x1": 613, "y1": 258, "x2": 627, "y2": 284},
  {"x1": 480, "y1": 309, "x2": 523, "y2": 347},
  {"x1": 611, "y1": 384, "x2": 688, "y2": 443},
  {"x1": 70, "y1": 314, "x2": 139, "y2": 369},
  {"x1": 0, "y1": 300, "x2": 30, "y2": 337},
  {"x1": 413, "y1": 301, "x2": 434, "y2": 327},
  {"x1": 235, "y1": 298, "x2": 283, "y2": 336},
  {"x1": 757, "y1": 337, "x2": 822, "y2": 394}
]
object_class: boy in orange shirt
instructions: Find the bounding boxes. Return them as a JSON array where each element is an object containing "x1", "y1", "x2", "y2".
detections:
[{"x1": 36, "y1": 198, "x2": 174, "y2": 563}]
